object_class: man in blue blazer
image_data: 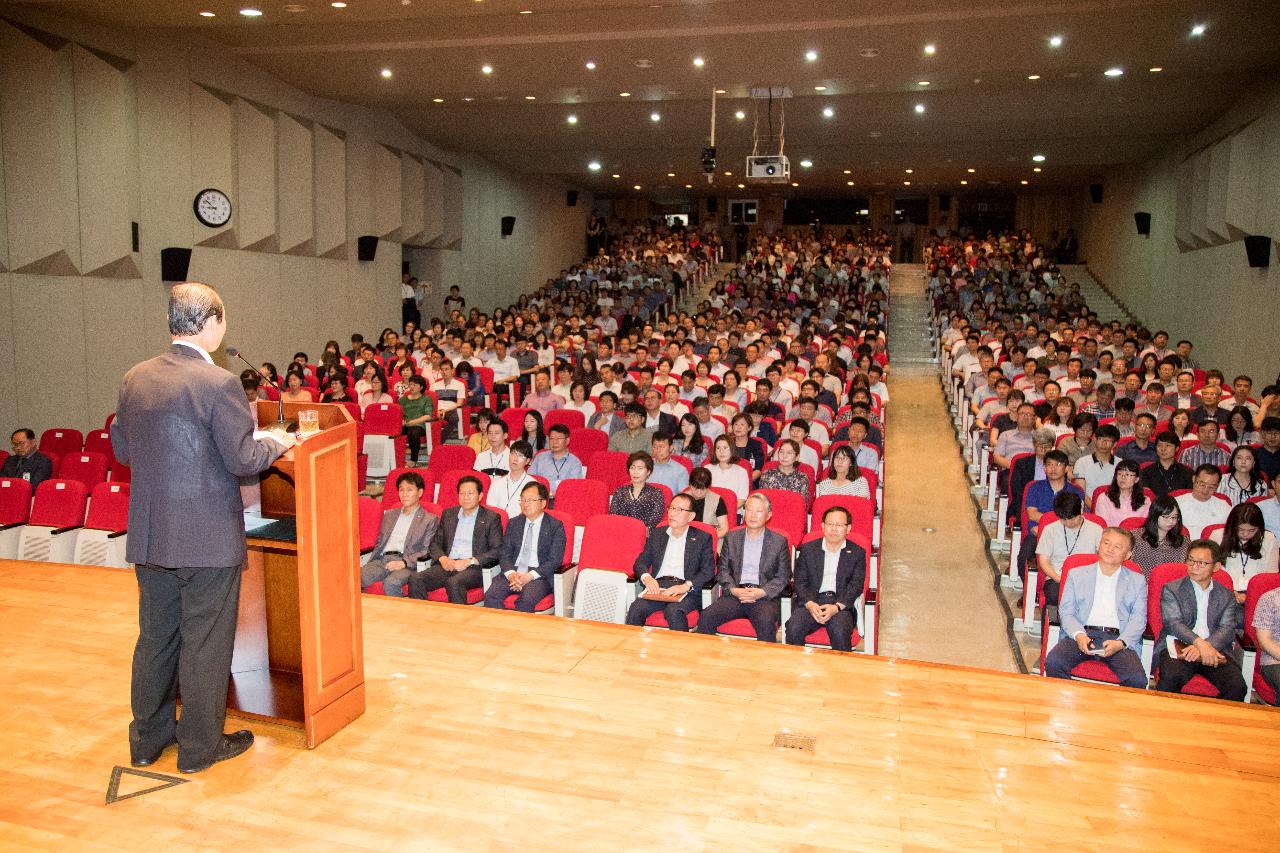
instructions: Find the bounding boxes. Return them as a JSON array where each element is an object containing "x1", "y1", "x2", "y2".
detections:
[
  {"x1": 785, "y1": 506, "x2": 867, "y2": 652},
  {"x1": 1154, "y1": 539, "x2": 1247, "y2": 701},
  {"x1": 484, "y1": 481, "x2": 566, "y2": 612},
  {"x1": 1044, "y1": 527, "x2": 1148, "y2": 688},
  {"x1": 625, "y1": 493, "x2": 716, "y2": 631}
]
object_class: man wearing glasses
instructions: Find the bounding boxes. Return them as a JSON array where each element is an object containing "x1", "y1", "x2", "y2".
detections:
[
  {"x1": 785, "y1": 507, "x2": 867, "y2": 652},
  {"x1": 624, "y1": 494, "x2": 715, "y2": 631},
  {"x1": 484, "y1": 481, "x2": 565, "y2": 612}
]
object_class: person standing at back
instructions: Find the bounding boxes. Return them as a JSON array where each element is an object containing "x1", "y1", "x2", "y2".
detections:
[{"x1": 111, "y1": 282, "x2": 293, "y2": 774}]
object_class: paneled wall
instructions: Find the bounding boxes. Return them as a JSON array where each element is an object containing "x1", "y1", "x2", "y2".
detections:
[
  {"x1": 0, "y1": 11, "x2": 587, "y2": 435},
  {"x1": 1079, "y1": 76, "x2": 1280, "y2": 385}
]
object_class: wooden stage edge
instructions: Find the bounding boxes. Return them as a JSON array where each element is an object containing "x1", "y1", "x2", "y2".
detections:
[{"x1": 2, "y1": 560, "x2": 1278, "y2": 852}]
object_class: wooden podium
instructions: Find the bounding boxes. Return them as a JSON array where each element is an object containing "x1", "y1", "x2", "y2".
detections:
[{"x1": 229, "y1": 401, "x2": 365, "y2": 748}]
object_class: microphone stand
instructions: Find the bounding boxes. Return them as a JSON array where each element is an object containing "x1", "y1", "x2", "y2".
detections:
[{"x1": 226, "y1": 346, "x2": 297, "y2": 438}]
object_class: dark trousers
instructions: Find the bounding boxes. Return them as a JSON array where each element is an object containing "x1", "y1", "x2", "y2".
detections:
[
  {"x1": 785, "y1": 595, "x2": 857, "y2": 651},
  {"x1": 401, "y1": 298, "x2": 420, "y2": 331},
  {"x1": 1155, "y1": 650, "x2": 1247, "y2": 701},
  {"x1": 409, "y1": 564, "x2": 482, "y2": 604},
  {"x1": 1044, "y1": 628, "x2": 1148, "y2": 688},
  {"x1": 130, "y1": 564, "x2": 241, "y2": 767},
  {"x1": 402, "y1": 425, "x2": 426, "y2": 462},
  {"x1": 1262, "y1": 664, "x2": 1280, "y2": 698},
  {"x1": 483, "y1": 572, "x2": 551, "y2": 612},
  {"x1": 625, "y1": 578, "x2": 699, "y2": 630},
  {"x1": 696, "y1": 593, "x2": 781, "y2": 642}
]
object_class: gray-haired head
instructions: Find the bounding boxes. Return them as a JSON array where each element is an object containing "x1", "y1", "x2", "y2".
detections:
[
  {"x1": 744, "y1": 491, "x2": 772, "y2": 514},
  {"x1": 1031, "y1": 428, "x2": 1057, "y2": 448},
  {"x1": 168, "y1": 282, "x2": 225, "y2": 337}
]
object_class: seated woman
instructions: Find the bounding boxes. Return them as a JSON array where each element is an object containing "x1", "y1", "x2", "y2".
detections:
[
  {"x1": 607, "y1": 451, "x2": 666, "y2": 528},
  {"x1": 392, "y1": 361, "x2": 417, "y2": 398},
  {"x1": 358, "y1": 373, "x2": 392, "y2": 414},
  {"x1": 522, "y1": 410, "x2": 547, "y2": 454},
  {"x1": 467, "y1": 408, "x2": 496, "y2": 455},
  {"x1": 683, "y1": 467, "x2": 729, "y2": 538},
  {"x1": 1092, "y1": 459, "x2": 1149, "y2": 527},
  {"x1": 758, "y1": 439, "x2": 810, "y2": 506},
  {"x1": 320, "y1": 376, "x2": 352, "y2": 404},
  {"x1": 708, "y1": 435, "x2": 750, "y2": 504},
  {"x1": 674, "y1": 414, "x2": 708, "y2": 467},
  {"x1": 660, "y1": 383, "x2": 684, "y2": 417},
  {"x1": 565, "y1": 381, "x2": 597, "y2": 420},
  {"x1": 816, "y1": 444, "x2": 870, "y2": 499},
  {"x1": 1223, "y1": 407, "x2": 1260, "y2": 450},
  {"x1": 455, "y1": 361, "x2": 486, "y2": 407},
  {"x1": 1209, "y1": 502, "x2": 1279, "y2": 616},
  {"x1": 354, "y1": 361, "x2": 384, "y2": 398},
  {"x1": 1218, "y1": 445, "x2": 1268, "y2": 505},
  {"x1": 1129, "y1": 495, "x2": 1188, "y2": 582},
  {"x1": 1056, "y1": 412, "x2": 1097, "y2": 466},
  {"x1": 1041, "y1": 397, "x2": 1077, "y2": 438},
  {"x1": 1167, "y1": 408, "x2": 1194, "y2": 442},
  {"x1": 280, "y1": 369, "x2": 313, "y2": 405},
  {"x1": 728, "y1": 413, "x2": 766, "y2": 475}
]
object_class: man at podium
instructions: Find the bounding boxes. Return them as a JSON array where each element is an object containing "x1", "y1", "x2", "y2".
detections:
[{"x1": 112, "y1": 282, "x2": 293, "y2": 774}]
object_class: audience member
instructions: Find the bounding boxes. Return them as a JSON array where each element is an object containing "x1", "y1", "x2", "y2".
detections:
[
  {"x1": 1176, "y1": 466, "x2": 1230, "y2": 538},
  {"x1": 408, "y1": 475, "x2": 503, "y2": 604},
  {"x1": 3, "y1": 429, "x2": 53, "y2": 489},
  {"x1": 608, "y1": 451, "x2": 666, "y2": 528},
  {"x1": 484, "y1": 481, "x2": 565, "y2": 612},
  {"x1": 360, "y1": 472, "x2": 439, "y2": 598},
  {"x1": 683, "y1": 467, "x2": 729, "y2": 537},
  {"x1": 528, "y1": 424, "x2": 584, "y2": 497},
  {"x1": 1129, "y1": 496, "x2": 1188, "y2": 582},
  {"x1": 696, "y1": 493, "x2": 792, "y2": 642},
  {"x1": 784, "y1": 506, "x2": 867, "y2": 652},
  {"x1": 624, "y1": 493, "x2": 716, "y2": 631}
]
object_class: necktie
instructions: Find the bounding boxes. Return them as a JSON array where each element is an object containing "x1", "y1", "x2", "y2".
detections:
[{"x1": 517, "y1": 520, "x2": 535, "y2": 570}]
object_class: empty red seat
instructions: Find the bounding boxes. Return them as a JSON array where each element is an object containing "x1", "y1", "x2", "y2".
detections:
[
  {"x1": 437, "y1": 469, "x2": 490, "y2": 509},
  {"x1": 552, "y1": 478, "x2": 610, "y2": 528},
  {"x1": 39, "y1": 428, "x2": 83, "y2": 460},
  {"x1": 57, "y1": 452, "x2": 109, "y2": 490},
  {"x1": 585, "y1": 451, "x2": 630, "y2": 492},
  {"x1": 82, "y1": 429, "x2": 117, "y2": 465}
]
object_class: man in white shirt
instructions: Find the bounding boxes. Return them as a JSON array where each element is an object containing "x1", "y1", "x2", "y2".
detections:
[
  {"x1": 486, "y1": 440, "x2": 536, "y2": 518},
  {"x1": 1071, "y1": 424, "x2": 1120, "y2": 500},
  {"x1": 590, "y1": 363, "x2": 624, "y2": 399},
  {"x1": 784, "y1": 506, "x2": 867, "y2": 651},
  {"x1": 488, "y1": 340, "x2": 520, "y2": 409},
  {"x1": 429, "y1": 359, "x2": 467, "y2": 440},
  {"x1": 1176, "y1": 466, "x2": 1231, "y2": 537},
  {"x1": 483, "y1": 481, "x2": 566, "y2": 612},
  {"x1": 625, "y1": 494, "x2": 717, "y2": 630},
  {"x1": 1044, "y1": 526, "x2": 1149, "y2": 688},
  {"x1": 475, "y1": 420, "x2": 511, "y2": 477}
]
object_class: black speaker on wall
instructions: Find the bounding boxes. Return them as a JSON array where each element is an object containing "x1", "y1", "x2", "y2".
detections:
[
  {"x1": 1134, "y1": 212, "x2": 1151, "y2": 236},
  {"x1": 1244, "y1": 235, "x2": 1272, "y2": 268},
  {"x1": 160, "y1": 247, "x2": 192, "y2": 282},
  {"x1": 566, "y1": 190, "x2": 579, "y2": 207},
  {"x1": 706, "y1": 197, "x2": 718, "y2": 214},
  {"x1": 1089, "y1": 184, "x2": 1104, "y2": 204},
  {"x1": 357, "y1": 235, "x2": 378, "y2": 261},
  {"x1": 500, "y1": 216, "x2": 516, "y2": 238}
]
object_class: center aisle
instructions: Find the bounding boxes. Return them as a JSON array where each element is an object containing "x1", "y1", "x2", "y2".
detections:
[{"x1": 877, "y1": 264, "x2": 1017, "y2": 671}]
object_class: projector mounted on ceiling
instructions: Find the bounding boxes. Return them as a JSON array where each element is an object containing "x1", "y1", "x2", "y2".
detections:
[
  {"x1": 747, "y1": 85, "x2": 790, "y2": 183},
  {"x1": 747, "y1": 155, "x2": 790, "y2": 183}
]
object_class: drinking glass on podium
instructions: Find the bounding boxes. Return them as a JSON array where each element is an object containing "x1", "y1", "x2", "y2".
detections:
[{"x1": 297, "y1": 409, "x2": 320, "y2": 437}]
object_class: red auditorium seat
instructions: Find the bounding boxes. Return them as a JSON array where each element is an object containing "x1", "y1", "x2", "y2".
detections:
[
  {"x1": 73, "y1": 482, "x2": 130, "y2": 567},
  {"x1": 544, "y1": 409, "x2": 585, "y2": 432},
  {"x1": 1244, "y1": 573, "x2": 1280, "y2": 705},
  {"x1": 57, "y1": 452, "x2": 109, "y2": 490},
  {"x1": 585, "y1": 451, "x2": 630, "y2": 492},
  {"x1": 751, "y1": 488, "x2": 806, "y2": 548},
  {"x1": 39, "y1": 428, "x2": 83, "y2": 460},
  {"x1": 82, "y1": 429, "x2": 116, "y2": 465},
  {"x1": 551, "y1": 478, "x2": 610, "y2": 529},
  {"x1": 362, "y1": 403, "x2": 406, "y2": 478},
  {"x1": 424, "y1": 508, "x2": 508, "y2": 605},
  {"x1": 501, "y1": 508, "x2": 575, "y2": 615},
  {"x1": 1039, "y1": 555, "x2": 1145, "y2": 684},
  {"x1": 0, "y1": 477, "x2": 34, "y2": 558},
  {"x1": 17, "y1": 479, "x2": 90, "y2": 562},
  {"x1": 436, "y1": 470, "x2": 490, "y2": 509},
  {"x1": 568, "y1": 428, "x2": 608, "y2": 464},
  {"x1": 382, "y1": 467, "x2": 440, "y2": 507},
  {"x1": 424, "y1": 444, "x2": 476, "y2": 478}
]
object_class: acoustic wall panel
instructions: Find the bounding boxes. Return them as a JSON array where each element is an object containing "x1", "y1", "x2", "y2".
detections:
[
  {"x1": 72, "y1": 44, "x2": 140, "y2": 278},
  {"x1": 372, "y1": 143, "x2": 402, "y2": 241},
  {"x1": 441, "y1": 167, "x2": 463, "y2": 248},
  {"x1": 189, "y1": 83, "x2": 236, "y2": 248},
  {"x1": 421, "y1": 159, "x2": 444, "y2": 246},
  {"x1": 313, "y1": 124, "x2": 346, "y2": 259},
  {"x1": 1224, "y1": 122, "x2": 1261, "y2": 239},
  {"x1": 1187, "y1": 150, "x2": 1211, "y2": 246},
  {"x1": 235, "y1": 98, "x2": 277, "y2": 253},
  {"x1": 0, "y1": 101, "x2": 7, "y2": 272},
  {"x1": 277, "y1": 112, "x2": 314, "y2": 256},
  {"x1": 401, "y1": 154, "x2": 425, "y2": 246},
  {"x1": 0, "y1": 22, "x2": 80, "y2": 275},
  {"x1": 1173, "y1": 159, "x2": 1195, "y2": 249},
  {"x1": 1205, "y1": 141, "x2": 1230, "y2": 244}
]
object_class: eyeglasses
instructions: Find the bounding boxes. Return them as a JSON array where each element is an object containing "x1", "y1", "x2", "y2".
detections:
[{"x1": 1185, "y1": 559, "x2": 1215, "y2": 568}]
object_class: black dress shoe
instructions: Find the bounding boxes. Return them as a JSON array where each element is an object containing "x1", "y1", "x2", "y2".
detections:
[
  {"x1": 178, "y1": 730, "x2": 254, "y2": 774},
  {"x1": 131, "y1": 739, "x2": 177, "y2": 768}
]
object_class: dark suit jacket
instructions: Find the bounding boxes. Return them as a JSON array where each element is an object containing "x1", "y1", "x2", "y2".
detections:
[
  {"x1": 792, "y1": 538, "x2": 867, "y2": 613},
  {"x1": 499, "y1": 512, "x2": 567, "y2": 581},
  {"x1": 631, "y1": 526, "x2": 716, "y2": 591},
  {"x1": 111, "y1": 344, "x2": 284, "y2": 568},
  {"x1": 717, "y1": 527, "x2": 792, "y2": 599},
  {"x1": 428, "y1": 505, "x2": 503, "y2": 568},
  {"x1": 1009, "y1": 453, "x2": 1039, "y2": 521},
  {"x1": 644, "y1": 411, "x2": 679, "y2": 436},
  {"x1": 0, "y1": 451, "x2": 53, "y2": 490},
  {"x1": 1159, "y1": 575, "x2": 1240, "y2": 661},
  {"x1": 373, "y1": 505, "x2": 438, "y2": 566}
]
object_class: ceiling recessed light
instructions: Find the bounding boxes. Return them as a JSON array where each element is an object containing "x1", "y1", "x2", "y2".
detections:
[
  {"x1": 714, "y1": 88, "x2": 726, "y2": 94},
  {"x1": 905, "y1": 168, "x2": 913, "y2": 174},
  {"x1": 482, "y1": 64, "x2": 493, "y2": 75},
  {"x1": 585, "y1": 61, "x2": 597, "y2": 70},
  {"x1": 723, "y1": 171, "x2": 732, "y2": 176},
  {"x1": 240, "y1": 7, "x2": 263, "y2": 16},
  {"x1": 1190, "y1": 23, "x2": 1206, "y2": 37},
  {"x1": 843, "y1": 169, "x2": 852, "y2": 174},
  {"x1": 612, "y1": 173, "x2": 620, "y2": 178},
  {"x1": 199, "y1": 10, "x2": 216, "y2": 17},
  {"x1": 734, "y1": 110, "x2": 745, "y2": 120},
  {"x1": 967, "y1": 168, "x2": 976, "y2": 173},
  {"x1": 284, "y1": 3, "x2": 305, "y2": 11},
  {"x1": 918, "y1": 80, "x2": 930, "y2": 86},
  {"x1": 524, "y1": 95, "x2": 536, "y2": 100},
  {"x1": 822, "y1": 106, "x2": 834, "y2": 118},
  {"x1": 380, "y1": 68, "x2": 393, "y2": 79},
  {"x1": 1104, "y1": 67, "x2": 1124, "y2": 77},
  {"x1": 859, "y1": 48, "x2": 879, "y2": 58},
  {"x1": 619, "y1": 92, "x2": 631, "y2": 97},
  {"x1": 1033, "y1": 167, "x2": 1042, "y2": 173},
  {"x1": 634, "y1": 59, "x2": 654, "y2": 69},
  {"x1": 805, "y1": 50, "x2": 818, "y2": 62},
  {"x1": 330, "y1": 1, "x2": 345, "y2": 7},
  {"x1": 1027, "y1": 74, "x2": 1041, "y2": 80},
  {"x1": 960, "y1": 179, "x2": 968, "y2": 185},
  {"x1": 667, "y1": 172, "x2": 675, "y2": 177},
  {"x1": 846, "y1": 181, "x2": 854, "y2": 186},
  {"x1": 813, "y1": 85, "x2": 827, "y2": 92},
  {"x1": 462, "y1": 97, "x2": 473, "y2": 102},
  {"x1": 791, "y1": 182, "x2": 799, "y2": 187},
  {"x1": 1149, "y1": 66, "x2": 1163, "y2": 73},
  {"x1": 693, "y1": 57, "x2": 705, "y2": 68},
  {"x1": 923, "y1": 43, "x2": 936, "y2": 55},
  {"x1": 588, "y1": 161, "x2": 601, "y2": 171},
  {"x1": 903, "y1": 180, "x2": 911, "y2": 186},
  {"x1": 650, "y1": 112, "x2": 661, "y2": 122},
  {"x1": 914, "y1": 103, "x2": 926, "y2": 114},
  {"x1": 567, "y1": 114, "x2": 578, "y2": 124},
  {"x1": 737, "y1": 183, "x2": 745, "y2": 188},
  {"x1": 685, "y1": 183, "x2": 692, "y2": 188},
  {"x1": 1049, "y1": 35, "x2": 1063, "y2": 48},
  {"x1": 432, "y1": 97, "x2": 444, "y2": 103},
  {"x1": 800, "y1": 159, "x2": 813, "y2": 168},
  {"x1": 633, "y1": 184, "x2": 641, "y2": 190},
  {"x1": 1021, "y1": 179, "x2": 1029, "y2": 185},
  {"x1": 519, "y1": 8, "x2": 533, "y2": 13},
  {"x1": 1032, "y1": 154, "x2": 1046, "y2": 162}
]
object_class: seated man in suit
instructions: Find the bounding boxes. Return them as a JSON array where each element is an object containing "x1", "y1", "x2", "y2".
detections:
[
  {"x1": 408, "y1": 475, "x2": 503, "y2": 604},
  {"x1": 624, "y1": 493, "x2": 716, "y2": 631},
  {"x1": 3, "y1": 428, "x2": 54, "y2": 489},
  {"x1": 1044, "y1": 526, "x2": 1148, "y2": 688},
  {"x1": 360, "y1": 472, "x2": 439, "y2": 598},
  {"x1": 696, "y1": 492, "x2": 792, "y2": 642},
  {"x1": 784, "y1": 506, "x2": 867, "y2": 652},
  {"x1": 1154, "y1": 539, "x2": 1247, "y2": 701},
  {"x1": 484, "y1": 481, "x2": 565, "y2": 612}
]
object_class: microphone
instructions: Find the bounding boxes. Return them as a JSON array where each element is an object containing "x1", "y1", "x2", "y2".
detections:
[{"x1": 226, "y1": 345, "x2": 295, "y2": 437}]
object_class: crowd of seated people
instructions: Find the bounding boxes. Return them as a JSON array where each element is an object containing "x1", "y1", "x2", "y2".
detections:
[{"x1": 932, "y1": 227, "x2": 1280, "y2": 701}]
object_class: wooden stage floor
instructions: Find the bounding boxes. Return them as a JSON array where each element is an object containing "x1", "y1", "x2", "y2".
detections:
[{"x1": 2, "y1": 560, "x2": 1278, "y2": 852}]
